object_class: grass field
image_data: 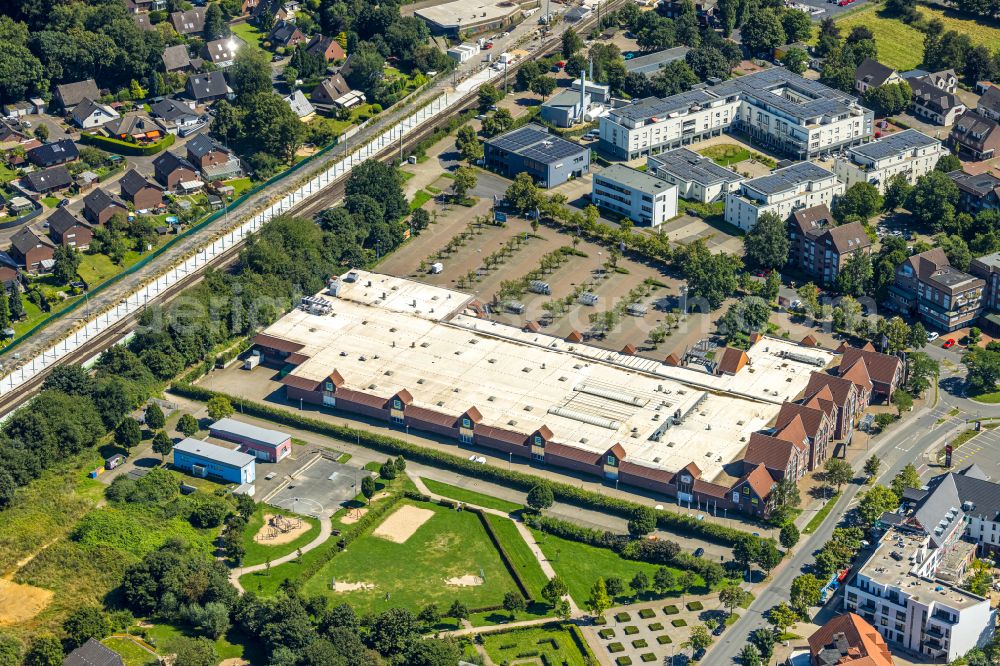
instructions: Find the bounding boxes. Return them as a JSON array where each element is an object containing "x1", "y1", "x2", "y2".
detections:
[
  {"x1": 410, "y1": 189, "x2": 433, "y2": 211},
  {"x1": 143, "y1": 623, "x2": 249, "y2": 662},
  {"x1": 485, "y1": 514, "x2": 549, "y2": 598},
  {"x1": 481, "y1": 623, "x2": 596, "y2": 666},
  {"x1": 530, "y1": 528, "x2": 706, "y2": 606},
  {"x1": 241, "y1": 504, "x2": 321, "y2": 567},
  {"x1": 102, "y1": 637, "x2": 158, "y2": 666},
  {"x1": 302, "y1": 500, "x2": 521, "y2": 614},
  {"x1": 698, "y1": 144, "x2": 750, "y2": 166},
  {"x1": 422, "y1": 478, "x2": 524, "y2": 513},
  {"x1": 970, "y1": 389, "x2": 1000, "y2": 404},
  {"x1": 230, "y1": 21, "x2": 266, "y2": 51}
]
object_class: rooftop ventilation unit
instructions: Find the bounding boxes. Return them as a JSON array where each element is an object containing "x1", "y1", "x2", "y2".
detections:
[
  {"x1": 574, "y1": 383, "x2": 649, "y2": 407},
  {"x1": 778, "y1": 350, "x2": 826, "y2": 366},
  {"x1": 547, "y1": 406, "x2": 620, "y2": 430}
]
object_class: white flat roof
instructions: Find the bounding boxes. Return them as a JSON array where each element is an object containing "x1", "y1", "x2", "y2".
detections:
[
  {"x1": 415, "y1": 0, "x2": 520, "y2": 28},
  {"x1": 209, "y1": 417, "x2": 290, "y2": 447},
  {"x1": 261, "y1": 271, "x2": 785, "y2": 481},
  {"x1": 174, "y1": 437, "x2": 255, "y2": 468}
]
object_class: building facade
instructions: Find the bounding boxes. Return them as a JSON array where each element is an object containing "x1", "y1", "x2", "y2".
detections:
[
  {"x1": 173, "y1": 438, "x2": 256, "y2": 483},
  {"x1": 724, "y1": 162, "x2": 844, "y2": 232},
  {"x1": 485, "y1": 124, "x2": 590, "y2": 188},
  {"x1": 591, "y1": 164, "x2": 678, "y2": 227},
  {"x1": 788, "y1": 205, "x2": 871, "y2": 286},
  {"x1": 970, "y1": 252, "x2": 1000, "y2": 312},
  {"x1": 832, "y1": 129, "x2": 946, "y2": 193},
  {"x1": 889, "y1": 248, "x2": 984, "y2": 331},
  {"x1": 208, "y1": 417, "x2": 292, "y2": 463}
]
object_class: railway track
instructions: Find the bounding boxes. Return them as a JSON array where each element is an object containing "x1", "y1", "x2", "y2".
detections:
[{"x1": 0, "y1": 5, "x2": 621, "y2": 417}]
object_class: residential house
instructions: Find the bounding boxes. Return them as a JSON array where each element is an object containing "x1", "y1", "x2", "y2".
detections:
[
  {"x1": 103, "y1": 113, "x2": 167, "y2": 144},
  {"x1": 26, "y1": 139, "x2": 79, "y2": 168},
  {"x1": 242, "y1": 0, "x2": 260, "y2": 14},
  {"x1": 837, "y1": 342, "x2": 904, "y2": 401},
  {"x1": 134, "y1": 12, "x2": 154, "y2": 30},
  {"x1": 808, "y1": 613, "x2": 894, "y2": 666},
  {"x1": 310, "y1": 74, "x2": 352, "y2": 109},
  {"x1": 802, "y1": 372, "x2": 867, "y2": 442},
  {"x1": 203, "y1": 37, "x2": 242, "y2": 68},
  {"x1": 917, "y1": 464, "x2": 1000, "y2": 556},
  {"x1": 162, "y1": 45, "x2": 196, "y2": 72},
  {"x1": 83, "y1": 187, "x2": 127, "y2": 225},
  {"x1": 153, "y1": 150, "x2": 200, "y2": 191},
  {"x1": 305, "y1": 34, "x2": 345, "y2": 62},
  {"x1": 950, "y1": 112, "x2": 1000, "y2": 161},
  {"x1": 53, "y1": 79, "x2": 100, "y2": 111},
  {"x1": 23, "y1": 165, "x2": 72, "y2": 193},
  {"x1": 283, "y1": 90, "x2": 315, "y2": 120},
  {"x1": 269, "y1": 20, "x2": 307, "y2": 49},
  {"x1": 773, "y1": 400, "x2": 834, "y2": 471},
  {"x1": 46, "y1": 208, "x2": 93, "y2": 250},
  {"x1": 0, "y1": 266, "x2": 19, "y2": 291},
  {"x1": 949, "y1": 168, "x2": 1000, "y2": 212},
  {"x1": 119, "y1": 169, "x2": 163, "y2": 210},
  {"x1": 729, "y1": 463, "x2": 776, "y2": 518},
  {"x1": 660, "y1": 0, "x2": 716, "y2": 25},
  {"x1": 149, "y1": 98, "x2": 205, "y2": 136},
  {"x1": 970, "y1": 251, "x2": 1000, "y2": 313},
  {"x1": 276, "y1": 0, "x2": 300, "y2": 22},
  {"x1": 171, "y1": 8, "x2": 206, "y2": 35},
  {"x1": 724, "y1": 162, "x2": 845, "y2": 232},
  {"x1": 741, "y1": 416, "x2": 810, "y2": 483},
  {"x1": 185, "y1": 72, "x2": 233, "y2": 104},
  {"x1": 908, "y1": 75, "x2": 966, "y2": 126},
  {"x1": 71, "y1": 98, "x2": 119, "y2": 129},
  {"x1": 186, "y1": 134, "x2": 241, "y2": 181},
  {"x1": 9, "y1": 227, "x2": 55, "y2": 274},
  {"x1": 645, "y1": 148, "x2": 745, "y2": 203},
  {"x1": 978, "y1": 85, "x2": 1000, "y2": 122},
  {"x1": 0, "y1": 120, "x2": 28, "y2": 150},
  {"x1": 788, "y1": 205, "x2": 871, "y2": 286},
  {"x1": 832, "y1": 128, "x2": 946, "y2": 193},
  {"x1": 889, "y1": 247, "x2": 984, "y2": 331},
  {"x1": 854, "y1": 58, "x2": 902, "y2": 94},
  {"x1": 63, "y1": 639, "x2": 125, "y2": 666},
  {"x1": 924, "y1": 69, "x2": 959, "y2": 93}
]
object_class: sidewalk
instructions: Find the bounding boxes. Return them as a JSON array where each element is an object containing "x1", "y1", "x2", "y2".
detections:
[{"x1": 229, "y1": 515, "x2": 332, "y2": 593}]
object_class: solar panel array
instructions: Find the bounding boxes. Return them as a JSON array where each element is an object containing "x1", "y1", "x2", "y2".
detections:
[
  {"x1": 746, "y1": 162, "x2": 834, "y2": 196},
  {"x1": 488, "y1": 124, "x2": 587, "y2": 165},
  {"x1": 850, "y1": 128, "x2": 938, "y2": 160}
]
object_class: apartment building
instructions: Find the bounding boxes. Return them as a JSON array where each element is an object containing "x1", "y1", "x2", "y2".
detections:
[
  {"x1": 948, "y1": 168, "x2": 1000, "y2": 212},
  {"x1": 970, "y1": 251, "x2": 1000, "y2": 312},
  {"x1": 808, "y1": 613, "x2": 894, "y2": 666},
  {"x1": 724, "y1": 162, "x2": 844, "y2": 231},
  {"x1": 889, "y1": 248, "x2": 984, "y2": 331},
  {"x1": 950, "y1": 112, "x2": 1000, "y2": 161},
  {"x1": 920, "y1": 464, "x2": 1000, "y2": 557},
  {"x1": 590, "y1": 164, "x2": 678, "y2": 227},
  {"x1": 788, "y1": 204, "x2": 871, "y2": 286},
  {"x1": 646, "y1": 148, "x2": 745, "y2": 203},
  {"x1": 599, "y1": 68, "x2": 873, "y2": 161},
  {"x1": 832, "y1": 129, "x2": 946, "y2": 193}
]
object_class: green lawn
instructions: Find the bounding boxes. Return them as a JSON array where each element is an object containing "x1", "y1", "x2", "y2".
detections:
[
  {"x1": 803, "y1": 491, "x2": 842, "y2": 534},
  {"x1": 970, "y1": 389, "x2": 1000, "y2": 404},
  {"x1": 410, "y1": 189, "x2": 433, "y2": 211},
  {"x1": 41, "y1": 196, "x2": 61, "y2": 208},
  {"x1": 101, "y1": 638, "x2": 157, "y2": 666},
  {"x1": 223, "y1": 177, "x2": 253, "y2": 198},
  {"x1": 485, "y1": 514, "x2": 549, "y2": 598},
  {"x1": 143, "y1": 623, "x2": 247, "y2": 661},
  {"x1": 421, "y1": 478, "x2": 524, "y2": 513},
  {"x1": 230, "y1": 21, "x2": 265, "y2": 51},
  {"x1": 241, "y1": 504, "x2": 321, "y2": 567},
  {"x1": 0, "y1": 162, "x2": 17, "y2": 184},
  {"x1": 481, "y1": 624, "x2": 596, "y2": 666},
  {"x1": 301, "y1": 500, "x2": 521, "y2": 614},
  {"x1": 698, "y1": 144, "x2": 750, "y2": 166},
  {"x1": 529, "y1": 529, "x2": 707, "y2": 606}
]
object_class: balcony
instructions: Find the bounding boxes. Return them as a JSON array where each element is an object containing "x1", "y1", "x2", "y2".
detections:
[
  {"x1": 926, "y1": 626, "x2": 944, "y2": 638},
  {"x1": 932, "y1": 611, "x2": 957, "y2": 625}
]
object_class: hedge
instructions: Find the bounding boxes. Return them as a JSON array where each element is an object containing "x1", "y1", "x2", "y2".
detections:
[
  {"x1": 469, "y1": 506, "x2": 534, "y2": 604},
  {"x1": 80, "y1": 131, "x2": 176, "y2": 156},
  {"x1": 170, "y1": 384, "x2": 768, "y2": 550}
]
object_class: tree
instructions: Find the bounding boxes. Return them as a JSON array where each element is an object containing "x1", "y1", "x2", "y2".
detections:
[
  {"x1": 935, "y1": 153, "x2": 962, "y2": 174},
  {"x1": 541, "y1": 576, "x2": 567, "y2": 606},
  {"x1": 505, "y1": 172, "x2": 540, "y2": 214},
  {"x1": 562, "y1": 27, "x2": 583, "y2": 58},
  {"x1": 502, "y1": 591, "x2": 525, "y2": 620},
  {"x1": 63, "y1": 607, "x2": 109, "y2": 649},
  {"x1": 891, "y1": 463, "x2": 922, "y2": 497},
  {"x1": 654, "y1": 567, "x2": 676, "y2": 594},
  {"x1": 452, "y1": 166, "x2": 477, "y2": 201},
  {"x1": 152, "y1": 430, "x2": 173, "y2": 461},
  {"x1": 964, "y1": 346, "x2": 1000, "y2": 395},
  {"x1": 630, "y1": 571, "x2": 650, "y2": 598},
  {"x1": 834, "y1": 183, "x2": 883, "y2": 223},
  {"x1": 685, "y1": 46, "x2": 732, "y2": 80},
  {"x1": 115, "y1": 418, "x2": 141, "y2": 453},
  {"x1": 907, "y1": 352, "x2": 939, "y2": 396},
  {"x1": 145, "y1": 403, "x2": 165, "y2": 430},
  {"x1": 797, "y1": 282, "x2": 821, "y2": 316},
  {"x1": 744, "y1": 211, "x2": 790, "y2": 269},
  {"x1": 379, "y1": 459, "x2": 397, "y2": 480},
  {"x1": 191, "y1": 496, "x2": 230, "y2": 528},
  {"x1": 677, "y1": 239, "x2": 742, "y2": 309},
  {"x1": 478, "y1": 83, "x2": 504, "y2": 111},
  {"x1": 892, "y1": 389, "x2": 913, "y2": 416},
  {"x1": 361, "y1": 475, "x2": 376, "y2": 504},
  {"x1": 781, "y1": 47, "x2": 810, "y2": 74},
  {"x1": 447, "y1": 600, "x2": 469, "y2": 622},
  {"x1": 836, "y1": 252, "x2": 873, "y2": 297},
  {"x1": 907, "y1": 171, "x2": 959, "y2": 232},
  {"x1": 178, "y1": 413, "x2": 199, "y2": 437},
  {"x1": 864, "y1": 455, "x2": 881, "y2": 480},
  {"x1": 0, "y1": 288, "x2": 8, "y2": 332},
  {"x1": 0, "y1": 44, "x2": 46, "y2": 103},
  {"x1": 526, "y1": 484, "x2": 554, "y2": 512},
  {"x1": 883, "y1": 173, "x2": 913, "y2": 212},
  {"x1": 687, "y1": 625, "x2": 712, "y2": 653},
  {"x1": 0, "y1": 470, "x2": 15, "y2": 511},
  {"x1": 781, "y1": 9, "x2": 812, "y2": 42},
  {"x1": 677, "y1": 570, "x2": 696, "y2": 600},
  {"x1": 858, "y1": 484, "x2": 899, "y2": 526},
  {"x1": 23, "y1": 635, "x2": 62, "y2": 666},
  {"x1": 627, "y1": 506, "x2": 657, "y2": 536},
  {"x1": 229, "y1": 48, "x2": 272, "y2": 98},
  {"x1": 346, "y1": 160, "x2": 409, "y2": 223},
  {"x1": 755, "y1": 541, "x2": 782, "y2": 577},
  {"x1": 740, "y1": 8, "x2": 785, "y2": 56},
  {"x1": 167, "y1": 636, "x2": 217, "y2": 666},
  {"x1": 529, "y1": 75, "x2": 557, "y2": 98},
  {"x1": 240, "y1": 92, "x2": 305, "y2": 162},
  {"x1": 824, "y1": 457, "x2": 853, "y2": 491},
  {"x1": 417, "y1": 603, "x2": 440, "y2": 626},
  {"x1": 206, "y1": 396, "x2": 234, "y2": 421},
  {"x1": 750, "y1": 627, "x2": 776, "y2": 662},
  {"x1": 204, "y1": 2, "x2": 228, "y2": 40},
  {"x1": 605, "y1": 576, "x2": 625, "y2": 598},
  {"x1": 52, "y1": 245, "x2": 81, "y2": 284},
  {"x1": 733, "y1": 534, "x2": 761, "y2": 577},
  {"x1": 404, "y1": 639, "x2": 461, "y2": 666},
  {"x1": 789, "y1": 574, "x2": 822, "y2": 614},
  {"x1": 719, "y1": 584, "x2": 749, "y2": 616},
  {"x1": 771, "y1": 477, "x2": 802, "y2": 521},
  {"x1": 779, "y1": 522, "x2": 800, "y2": 549},
  {"x1": 766, "y1": 602, "x2": 798, "y2": 634},
  {"x1": 740, "y1": 644, "x2": 762, "y2": 666},
  {"x1": 863, "y1": 81, "x2": 913, "y2": 116},
  {"x1": 482, "y1": 108, "x2": 513, "y2": 136}
]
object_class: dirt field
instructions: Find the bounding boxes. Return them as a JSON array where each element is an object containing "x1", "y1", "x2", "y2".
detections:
[
  {"x1": 253, "y1": 513, "x2": 311, "y2": 545},
  {"x1": 372, "y1": 504, "x2": 435, "y2": 544},
  {"x1": 445, "y1": 574, "x2": 484, "y2": 586},
  {"x1": 0, "y1": 578, "x2": 53, "y2": 625},
  {"x1": 333, "y1": 581, "x2": 375, "y2": 592},
  {"x1": 340, "y1": 507, "x2": 367, "y2": 524}
]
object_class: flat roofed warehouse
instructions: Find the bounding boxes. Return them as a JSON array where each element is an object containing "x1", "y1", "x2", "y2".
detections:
[
  {"x1": 209, "y1": 417, "x2": 292, "y2": 462},
  {"x1": 173, "y1": 438, "x2": 256, "y2": 483},
  {"x1": 415, "y1": 0, "x2": 529, "y2": 35},
  {"x1": 252, "y1": 272, "x2": 842, "y2": 483}
]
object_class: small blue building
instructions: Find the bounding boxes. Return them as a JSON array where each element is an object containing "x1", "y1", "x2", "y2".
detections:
[
  {"x1": 485, "y1": 124, "x2": 590, "y2": 188},
  {"x1": 173, "y1": 437, "x2": 255, "y2": 484}
]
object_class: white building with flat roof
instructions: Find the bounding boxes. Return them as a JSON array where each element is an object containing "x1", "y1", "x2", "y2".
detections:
[
  {"x1": 724, "y1": 162, "x2": 844, "y2": 231},
  {"x1": 647, "y1": 148, "x2": 746, "y2": 203},
  {"x1": 591, "y1": 164, "x2": 677, "y2": 226},
  {"x1": 833, "y1": 128, "x2": 946, "y2": 193}
]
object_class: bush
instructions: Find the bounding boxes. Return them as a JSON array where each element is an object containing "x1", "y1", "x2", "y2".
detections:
[
  {"x1": 663, "y1": 605, "x2": 679, "y2": 615},
  {"x1": 686, "y1": 601, "x2": 703, "y2": 611},
  {"x1": 608, "y1": 642, "x2": 624, "y2": 653},
  {"x1": 616, "y1": 657, "x2": 633, "y2": 666},
  {"x1": 648, "y1": 622, "x2": 663, "y2": 631},
  {"x1": 656, "y1": 634, "x2": 672, "y2": 645},
  {"x1": 671, "y1": 619, "x2": 687, "y2": 627},
  {"x1": 599, "y1": 629, "x2": 616, "y2": 639},
  {"x1": 624, "y1": 625, "x2": 639, "y2": 635},
  {"x1": 615, "y1": 612, "x2": 631, "y2": 622},
  {"x1": 638, "y1": 609, "x2": 655, "y2": 619},
  {"x1": 632, "y1": 639, "x2": 648, "y2": 648},
  {"x1": 79, "y1": 132, "x2": 175, "y2": 156},
  {"x1": 640, "y1": 652, "x2": 657, "y2": 662}
]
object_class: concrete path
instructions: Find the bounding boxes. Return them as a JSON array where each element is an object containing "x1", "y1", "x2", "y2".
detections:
[{"x1": 229, "y1": 515, "x2": 332, "y2": 594}]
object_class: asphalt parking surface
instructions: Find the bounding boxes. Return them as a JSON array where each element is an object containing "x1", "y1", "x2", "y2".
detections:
[{"x1": 268, "y1": 457, "x2": 372, "y2": 519}]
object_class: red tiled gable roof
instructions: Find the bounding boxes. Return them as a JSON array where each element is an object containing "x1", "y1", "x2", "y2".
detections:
[
  {"x1": 775, "y1": 402, "x2": 829, "y2": 440},
  {"x1": 664, "y1": 353, "x2": 680, "y2": 366},
  {"x1": 405, "y1": 404, "x2": 457, "y2": 428},
  {"x1": 717, "y1": 347, "x2": 749, "y2": 375},
  {"x1": 693, "y1": 479, "x2": 730, "y2": 498},
  {"x1": 840, "y1": 347, "x2": 901, "y2": 388},
  {"x1": 620, "y1": 461, "x2": 673, "y2": 483},
  {"x1": 464, "y1": 406, "x2": 484, "y2": 423},
  {"x1": 741, "y1": 462, "x2": 777, "y2": 497},
  {"x1": 566, "y1": 330, "x2": 584, "y2": 343},
  {"x1": 253, "y1": 333, "x2": 305, "y2": 355},
  {"x1": 749, "y1": 332, "x2": 763, "y2": 344},
  {"x1": 680, "y1": 461, "x2": 702, "y2": 479},
  {"x1": 621, "y1": 343, "x2": 637, "y2": 355},
  {"x1": 804, "y1": 372, "x2": 856, "y2": 407},
  {"x1": 535, "y1": 425, "x2": 554, "y2": 441},
  {"x1": 808, "y1": 613, "x2": 894, "y2": 666},
  {"x1": 394, "y1": 389, "x2": 414, "y2": 405},
  {"x1": 775, "y1": 414, "x2": 809, "y2": 451},
  {"x1": 328, "y1": 369, "x2": 345, "y2": 387},
  {"x1": 862, "y1": 341, "x2": 877, "y2": 352},
  {"x1": 607, "y1": 443, "x2": 627, "y2": 459},
  {"x1": 744, "y1": 432, "x2": 798, "y2": 473},
  {"x1": 286, "y1": 352, "x2": 310, "y2": 365},
  {"x1": 840, "y1": 357, "x2": 874, "y2": 393},
  {"x1": 524, "y1": 321, "x2": 540, "y2": 332},
  {"x1": 476, "y1": 424, "x2": 528, "y2": 445},
  {"x1": 337, "y1": 387, "x2": 388, "y2": 409},
  {"x1": 282, "y1": 374, "x2": 319, "y2": 391},
  {"x1": 801, "y1": 334, "x2": 818, "y2": 347},
  {"x1": 544, "y1": 442, "x2": 601, "y2": 465}
]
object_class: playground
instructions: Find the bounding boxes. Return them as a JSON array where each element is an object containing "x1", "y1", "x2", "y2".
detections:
[
  {"x1": 252, "y1": 513, "x2": 310, "y2": 546},
  {"x1": 301, "y1": 500, "x2": 522, "y2": 615}
]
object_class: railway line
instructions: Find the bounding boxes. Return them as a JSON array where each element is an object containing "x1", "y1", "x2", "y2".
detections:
[{"x1": 0, "y1": 4, "x2": 621, "y2": 417}]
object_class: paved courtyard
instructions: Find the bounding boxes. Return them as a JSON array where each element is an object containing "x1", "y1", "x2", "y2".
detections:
[{"x1": 267, "y1": 456, "x2": 372, "y2": 519}]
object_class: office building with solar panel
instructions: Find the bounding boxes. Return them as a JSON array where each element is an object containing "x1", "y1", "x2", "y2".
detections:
[
  {"x1": 599, "y1": 68, "x2": 873, "y2": 161},
  {"x1": 724, "y1": 162, "x2": 845, "y2": 231},
  {"x1": 832, "y1": 128, "x2": 946, "y2": 193},
  {"x1": 484, "y1": 124, "x2": 590, "y2": 188}
]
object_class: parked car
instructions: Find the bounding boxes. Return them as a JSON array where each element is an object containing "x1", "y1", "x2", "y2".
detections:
[
  {"x1": 943, "y1": 338, "x2": 956, "y2": 349},
  {"x1": 694, "y1": 547, "x2": 705, "y2": 558},
  {"x1": 927, "y1": 331, "x2": 940, "y2": 342},
  {"x1": 57, "y1": 198, "x2": 70, "y2": 207}
]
